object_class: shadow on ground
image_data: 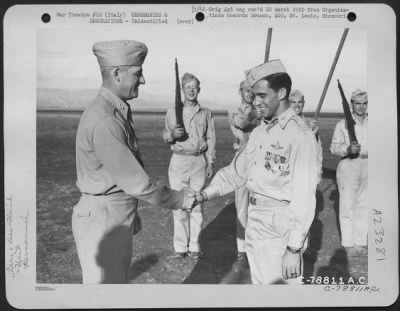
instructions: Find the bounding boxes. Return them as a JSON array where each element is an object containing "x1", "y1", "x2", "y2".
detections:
[
  {"x1": 304, "y1": 167, "x2": 337, "y2": 279},
  {"x1": 129, "y1": 254, "x2": 159, "y2": 282},
  {"x1": 316, "y1": 248, "x2": 352, "y2": 282},
  {"x1": 183, "y1": 202, "x2": 250, "y2": 284},
  {"x1": 303, "y1": 188, "x2": 324, "y2": 279}
]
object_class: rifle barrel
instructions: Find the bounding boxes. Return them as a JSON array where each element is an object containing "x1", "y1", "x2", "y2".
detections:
[
  {"x1": 264, "y1": 28, "x2": 273, "y2": 63},
  {"x1": 314, "y1": 28, "x2": 349, "y2": 120}
]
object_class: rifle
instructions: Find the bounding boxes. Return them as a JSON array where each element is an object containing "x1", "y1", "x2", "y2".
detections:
[
  {"x1": 337, "y1": 79, "x2": 359, "y2": 158},
  {"x1": 174, "y1": 58, "x2": 188, "y2": 141},
  {"x1": 264, "y1": 27, "x2": 273, "y2": 63},
  {"x1": 256, "y1": 27, "x2": 273, "y2": 126},
  {"x1": 314, "y1": 28, "x2": 349, "y2": 120}
]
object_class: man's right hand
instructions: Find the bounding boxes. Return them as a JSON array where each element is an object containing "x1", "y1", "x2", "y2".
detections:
[
  {"x1": 171, "y1": 126, "x2": 186, "y2": 140},
  {"x1": 194, "y1": 191, "x2": 208, "y2": 204},
  {"x1": 347, "y1": 141, "x2": 361, "y2": 155}
]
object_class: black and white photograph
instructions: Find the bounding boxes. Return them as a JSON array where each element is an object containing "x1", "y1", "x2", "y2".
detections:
[{"x1": 4, "y1": 3, "x2": 398, "y2": 308}]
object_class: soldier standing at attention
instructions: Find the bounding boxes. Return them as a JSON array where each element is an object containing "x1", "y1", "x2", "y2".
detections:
[
  {"x1": 194, "y1": 60, "x2": 320, "y2": 284},
  {"x1": 289, "y1": 89, "x2": 323, "y2": 183},
  {"x1": 330, "y1": 89, "x2": 368, "y2": 257},
  {"x1": 162, "y1": 73, "x2": 216, "y2": 259},
  {"x1": 227, "y1": 80, "x2": 258, "y2": 260},
  {"x1": 73, "y1": 40, "x2": 192, "y2": 284}
]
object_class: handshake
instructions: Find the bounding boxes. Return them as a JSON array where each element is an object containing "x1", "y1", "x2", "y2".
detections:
[{"x1": 179, "y1": 187, "x2": 208, "y2": 212}]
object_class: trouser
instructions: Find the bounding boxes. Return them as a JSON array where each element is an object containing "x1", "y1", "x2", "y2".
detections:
[
  {"x1": 72, "y1": 192, "x2": 139, "y2": 283},
  {"x1": 245, "y1": 200, "x2": 304, "y2": 285},
  {"x1": 169, "y1": 153, "x2": 207, "y2": 253},
  {"x1": 336, "y1": 158, "x2": 368, "y2": 247},
  {"x1": 235, "y1": 185, "x2": 249, "y2": 252}
]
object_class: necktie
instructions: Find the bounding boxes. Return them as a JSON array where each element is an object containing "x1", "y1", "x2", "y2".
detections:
[{"x1": 127, "y1": 105, "x2": 145, "y2": 168}]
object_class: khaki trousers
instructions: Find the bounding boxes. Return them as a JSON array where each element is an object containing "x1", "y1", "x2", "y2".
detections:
[
  {"x1": 245, "y1": 203, "x2": 303, "y2": 285},
  {"x1": 234, "y1": 185, "x2": 249, "y2": 252},
  {"x1": 168, "y1": 153, "x2": 206, "y2": 253},
  {"x1": 336, "y1": 158, "x2": 368, "y2": 247},
  {"x1": 72, "y1": 193, "x2": 139, "y2": 283}
]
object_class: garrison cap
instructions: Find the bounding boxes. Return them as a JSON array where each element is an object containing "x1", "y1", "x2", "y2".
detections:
[
  {"x1": 182, "y1": 73, "x2": 200, "y2": 86},
  {"x1": 92, "y1": 40, "x2": 148, "y2": 67},
  {"x1": 351, "y1": 89, "x2": 368, "y2": 103},
  {"x1": 289, "y1": 89, "x2": 305, "y2": 102},
  {"x1": 239, "y1": 80, "x2": 252, "y2": 89},
  {"x1": 245, "y1": 59, "x2": 287, "y2": 87}
]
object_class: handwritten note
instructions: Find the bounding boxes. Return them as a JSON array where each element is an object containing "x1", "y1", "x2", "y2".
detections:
[{"x1": 5, "y1": 195, "x2": 30, "y2": 278}]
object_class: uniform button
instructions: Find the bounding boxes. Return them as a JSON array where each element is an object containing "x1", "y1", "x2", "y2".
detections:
[
  {"x1": 249, "y1": 178, "x2": 253, "y2": 181},
  {"x1": 254, "y1": 162, "x2": 257, "y2": 165}
]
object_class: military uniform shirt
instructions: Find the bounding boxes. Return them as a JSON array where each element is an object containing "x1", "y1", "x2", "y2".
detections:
[
  {"x1": 300, "y1": 114, "x2": 323, "y2": 183},
  {"x1": 330, "y1": 115, "x2": 368, "y2": 157},
  {"x1": 204, "y1": 108, "x2": 319, "y2": 249},
  {"x1": 76, "y1": 87, "x2": 180, "y2": 208},
  {"x1": 162, "y1": 104, "x2": 216, "y2": 163}
]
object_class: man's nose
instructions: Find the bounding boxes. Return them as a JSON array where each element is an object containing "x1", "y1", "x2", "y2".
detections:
[{"x1": 139, "y1": 75, "x2": 145, "y2": 84}]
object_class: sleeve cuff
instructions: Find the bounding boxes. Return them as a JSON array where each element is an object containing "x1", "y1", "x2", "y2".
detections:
[
  {"x1": 203, "y1": 185, "x2": 220, "y2": 200},
  {"x1": 165, "y1": 132, "x2": 175, "y2": 144},
  {"x1": 287, "y1": 230, "x2": 307, "y2": 249},
  {"x1": 206, "y1": 156, "x2": 216, "y2": 164}
]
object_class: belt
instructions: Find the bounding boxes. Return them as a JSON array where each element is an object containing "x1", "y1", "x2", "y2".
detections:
[
  {"x1": 82, "y1": 185, "x2": 124, "y2": 196},
  {"x1": 249, "y1": 195, "x2": 290, "y2": 208},
  {"x1": 341, "y1": 154, "x2": 368, "y2": 160},
  {"x1": 82, "y1": 190, "x2": 124, "y2": 197},
  {"x1": 173, "y1": 150, "x2": 203, "y2": 156}
]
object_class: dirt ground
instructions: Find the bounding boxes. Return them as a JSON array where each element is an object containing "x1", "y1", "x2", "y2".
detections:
[{"x1": 36, "y1": 112, "x2": 367, "y2": 284}]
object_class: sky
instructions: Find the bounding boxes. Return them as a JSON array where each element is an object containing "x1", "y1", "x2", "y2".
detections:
[{"x1": 37, "y1": 23, "x2": 367, "y2": 112}]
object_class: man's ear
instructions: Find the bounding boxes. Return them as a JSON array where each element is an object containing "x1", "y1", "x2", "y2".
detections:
[
  {"x1": 278, "y1": 88, "x2": 287, "y2": 101},
  {"x1": 111, "y1": 67, "x2": 121, "y2": 83},
  {"x1": 197, "y1": 86, "x2": 201, "y2": 94}
]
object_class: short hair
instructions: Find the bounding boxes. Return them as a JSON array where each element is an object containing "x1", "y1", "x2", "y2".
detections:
[
  {"x1": 264, "y1": 73, "x2": 292, "y2": 100},
  {"x1": 182, "y1": 73, "x2": 200, "y2": 88},
  {"x1": 100, "y1": 65, "x2": 133, "y2": 80},
  {"x1": 289, "y1": 89, "x2": 305, "y2": 102}
]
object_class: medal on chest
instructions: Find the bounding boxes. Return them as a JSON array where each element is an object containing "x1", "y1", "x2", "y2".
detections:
[{"x1": 264, "y1": 141, "x2": 290, "y2": 175}]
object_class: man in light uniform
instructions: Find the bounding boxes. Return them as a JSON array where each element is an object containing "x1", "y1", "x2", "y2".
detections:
[
  {"x1": 289, "y1": 89, "x2": 323, "y2": 183},
  {"x1": 227, "y1": 80, "x2": 258, "y2": 259},
  {"x1": 73, "y1": 40, "x2": 192, "y2": 283},
  {"x1": 162, "y1": 73, "x2": 216, "y2": 259},
  {"x1": 330, "y1": 89, "x2": 368, "y2": 256},
  {"x1": 194, "y1": 60, "x2": 319, "y2": 284}
]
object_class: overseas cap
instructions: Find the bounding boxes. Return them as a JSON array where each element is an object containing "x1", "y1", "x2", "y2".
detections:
[
  {"x1": 182, "y1": 73, "x2": 200, "y2": 87},
  {"x1": 92, "y1": 40, "x2": 148, "y2": 67},
  {"x1": 289, "y1": 89, "x2": 305, "y2": 101},
  {"x1": 239, "y1": 80, "x2": 252, "y2": 89},
  {"x1": 245, "y1": 59, "x2": 287, "y2": 87},
  {"x1": 351, "y1": 89, "x2": 368, "y2": 103}
]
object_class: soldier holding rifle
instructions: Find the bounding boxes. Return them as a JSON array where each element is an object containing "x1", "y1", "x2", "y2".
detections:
[
  {"x1": 330, "y1": 87, "x2": 368, "y2": 257},
  {"x1": 289, "y1": 89, "x2": 323, "y2": 183},
  {"x1": 193, "y1": 60, "x2": 320, "y2": 284},
  {"x1": 162, "y1": 67, "x2": 216, "y2": 259}
]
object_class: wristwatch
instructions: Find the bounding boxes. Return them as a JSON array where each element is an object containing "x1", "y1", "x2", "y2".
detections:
[{"x1": 286, "y1": 246, "x2": 301, "y2": 254}]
